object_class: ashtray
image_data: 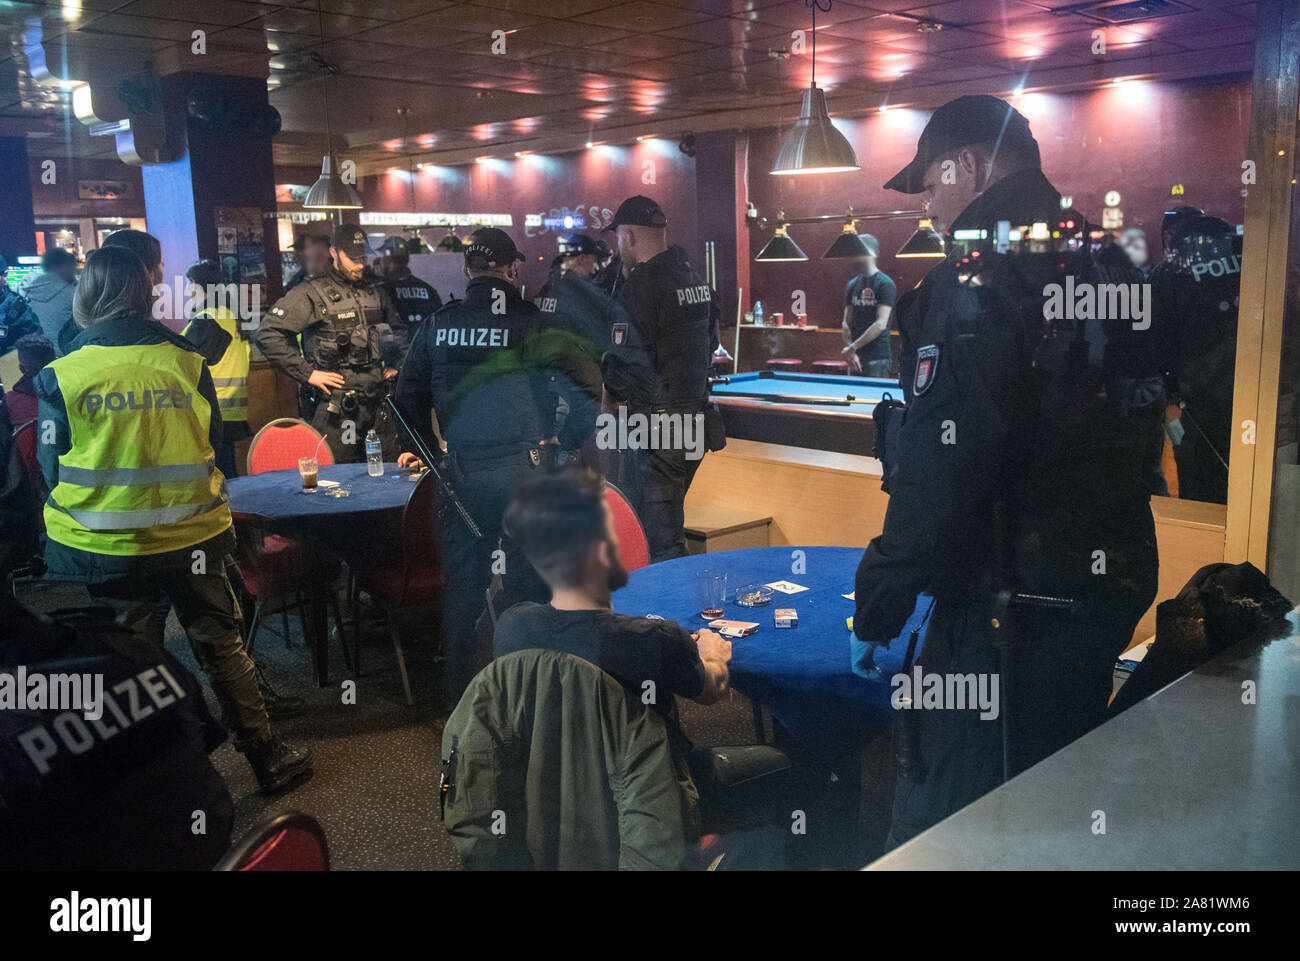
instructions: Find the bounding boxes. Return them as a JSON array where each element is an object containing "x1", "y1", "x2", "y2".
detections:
[
  {"x1": 735, "y1": 585, "x2": 773, "y2": 607},
  {"x1": 324, "y1": 486, "x2": 351, "y2": 498}
]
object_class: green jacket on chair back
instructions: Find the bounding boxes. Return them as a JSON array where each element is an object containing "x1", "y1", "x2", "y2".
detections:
[{"x1": 441, "y1": 648, "x2": 701, "y2": 870}]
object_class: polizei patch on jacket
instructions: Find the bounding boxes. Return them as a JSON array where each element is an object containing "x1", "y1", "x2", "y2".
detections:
[
  {"x1": 914, "y1": 345, "x2": 939, "y2": 396},
  {"x1": 611, "y1": 322, "x2": 628, "y2": 346}
]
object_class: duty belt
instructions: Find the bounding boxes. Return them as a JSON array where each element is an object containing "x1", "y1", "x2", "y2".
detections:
[{"x1": 450, "y1": 443, "x2": 548, "y2": 472}]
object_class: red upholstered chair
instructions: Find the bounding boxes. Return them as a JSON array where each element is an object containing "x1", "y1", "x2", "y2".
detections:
[
  {"x1": 236, "y1": 418, "x2": 340, "y2": 661},
  {"x1": 605, "y1": 483, "x2": 650, "y2": 572},
  {"x1": 765, "y1": 358, "x2": 802, "y2": 372},
  {"x1": 246, "y1": 417, "x2": 334, "y2": 475},
  {"x1": 351, "y1": 471, "x2": 441, "y2": 706},
  {"x1": 11, "y1": 420, "x2": 43, "y2": 529},
  {"x1": 215, "y1": 811, "x2": 329, "y2": 871},
  {"x1": 813, "y1": 359, "x2": 849, "y2": 374}
]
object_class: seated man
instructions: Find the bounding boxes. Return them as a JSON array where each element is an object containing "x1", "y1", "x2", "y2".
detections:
[
  {"x1": 496, "y1": 469, "x2": 732, "y2": 757},
  {"x1": 491, "y1": 469, "x2": 801, "y2": 864}
]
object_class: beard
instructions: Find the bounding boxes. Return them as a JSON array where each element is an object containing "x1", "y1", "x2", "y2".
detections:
[{"x1": 607, "y1": 553, "x2": 629, "y2": 593}]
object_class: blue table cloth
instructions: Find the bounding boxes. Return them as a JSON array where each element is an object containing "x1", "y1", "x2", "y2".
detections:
[
  {"x1": 227, "y1": 462, "x2": 420, "y2": 568},
  {"x1": 614, "y1": 546, "x2": 930, "y2": 763}
]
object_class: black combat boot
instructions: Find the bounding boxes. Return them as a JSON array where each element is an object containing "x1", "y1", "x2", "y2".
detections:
[
  {"x1": 254, "y1": 662, "x2": 310, "y2": 721},
  {"x1": 246, "y1": 736, "x2": 314, "y2": 794}
]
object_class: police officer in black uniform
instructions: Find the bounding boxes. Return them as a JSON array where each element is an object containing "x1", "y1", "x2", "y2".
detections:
[
  {"x1": 603, "y1": 195, "x2": 721, "y2": 562},
  {"x1": 380, "y1": 236, "x2": 442, "y2": 369},
  {"x1": 857, "y1": 96, "x2": 1160, "y2": 848},
  {"x1": 394, "y1": 227, "x2": 564, "y2": 702},
  {"x1": 1150, "y1": 211, "x2": 1239, "y2": 504},
  {"x1": 259, "y1": 223, "x2": 400, "y2": 462}
]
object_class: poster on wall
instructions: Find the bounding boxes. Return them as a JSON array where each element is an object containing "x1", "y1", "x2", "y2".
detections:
[{"x1": 214, "y1": 205, "x2": 267, "y2": 282}]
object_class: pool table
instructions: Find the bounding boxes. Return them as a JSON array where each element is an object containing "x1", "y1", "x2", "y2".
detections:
[{"x1": 709, "y1": 370, "x2": 902, "y2": 456}]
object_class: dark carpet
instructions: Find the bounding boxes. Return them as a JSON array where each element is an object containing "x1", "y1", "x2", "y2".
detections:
[{"x1": 17, "y1": 575, "x2": 848, "y2": 870}]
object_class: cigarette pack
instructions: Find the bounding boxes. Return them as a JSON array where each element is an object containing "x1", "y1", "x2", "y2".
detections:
[{"x1": 775, "y1": 608, "x2": 798, "y2": 628}]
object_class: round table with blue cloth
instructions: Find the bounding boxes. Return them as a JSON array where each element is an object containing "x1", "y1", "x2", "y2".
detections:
[
  {"x1": 613, "y1": 546, "x2": 931, "y2": 765},
  {"x1": 227, "y1": 462, "x2": 420, "y2": 684}
]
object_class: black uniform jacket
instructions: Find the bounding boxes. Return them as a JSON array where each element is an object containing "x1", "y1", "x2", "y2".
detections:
[
  {"x1": 606, "y1": 246, "x2": 719, "y2": 411},
  {"x1": 258, "y1": 268, "x2": 398, "y2": 396},
  {"x1": 395, "y1": 276, "x2": 589, "y2": 455},
  {"x1": 854, "y1": 169, "x2": 1160, "y2": 643},
  {"x1": 0, "y1": 594, "x2": 234, "y2": 869}
]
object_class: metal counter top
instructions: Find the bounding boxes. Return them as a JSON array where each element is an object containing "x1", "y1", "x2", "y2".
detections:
[{"x1": 867, "y1": 609, "x2": 1300, "y2": 870}]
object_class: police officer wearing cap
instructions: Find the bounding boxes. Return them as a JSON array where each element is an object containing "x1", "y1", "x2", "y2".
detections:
[
  {"x1": 395, "y1": 227, "x2": 564, "y2": 702},
  {"x1": 855, "y1": 95, "x2": 1160, "y2": 848},
  {"x1": 379, "y1": 236, "x2": 442, "y2": 370},
  {"x1": 259, "y1": 223, "x2": 400, "y2": 462},
  {"x1": 603, "y1": 195, "x2": 722, "y2": 562}
]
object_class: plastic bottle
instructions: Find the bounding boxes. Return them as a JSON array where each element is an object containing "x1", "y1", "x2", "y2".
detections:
[
  {"x1": 365, "y1": 429, "x2": 383, "y2": 477},
  {"x1": 753, "y1": 300, "x2": 764, "y2": 327}
]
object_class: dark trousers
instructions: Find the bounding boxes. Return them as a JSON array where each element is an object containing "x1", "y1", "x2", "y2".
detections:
[
  {"x1": 87, "y1": 565, "x2": 271, "y2": 748},
  {"x1": 440, "y1": 454, "x2": 548, "y2": 703},
  {"x1": 1174, "y1": 405, "x2": 1230, "y2": 504},
  {"x1": 885, "y1": 594, "x2": 1142, "y2": 849},
  {"x1": 311, "y1": 395, "x2": 399, "y2": 465},
  {"x1": 624, "y1": 445, "x2": 706, "y2": 563},
  {"x1": 861, "y1": 356, "x2": 892, "y2": 379}
]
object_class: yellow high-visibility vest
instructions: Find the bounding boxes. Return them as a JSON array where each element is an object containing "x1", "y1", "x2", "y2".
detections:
[
  {"x1": 44, "y1": 342, "x2": 232, "y2": 556},
  {"x1": 186, "y1": 306, "x2": 250, "y2": 423}
]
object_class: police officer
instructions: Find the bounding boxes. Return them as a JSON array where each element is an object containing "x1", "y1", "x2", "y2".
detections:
[
  {"x1": 259, "y1": 223, "x2": 400, "y2": 463},
  {"x1": 0, "y1": 255, "x2": 41, "y2": 353},
  {"x1": 856, "y1": 95, "x2": 1160, "y2": 848},
  {"x1": 1151, "y1": 212, "x2": 1238, "y2": 504},
  {"x1": 532, "y1": 235, "x2": 614, "y2": 471},
  {"x1": 841, "y1": 237, "x2": 898, "y2": 377},
  {"x1": 182, "y1": 259, "x2": 250, "y2": 479},
  {"x1": 603, "y1": 195, "x2": 721, "y2": 562},
  {"x1": 284, "y1": 233, "x2": 332, "y2": 294},
  {"x1": 33, "y1": 246, "x2": 312, "y2": 793},
  {"x1": 394, "y1": 227, "x2": 560, "y2": 703},
  {"x1": 379, "y1": 236, "x2": 442, "y2": 368}
]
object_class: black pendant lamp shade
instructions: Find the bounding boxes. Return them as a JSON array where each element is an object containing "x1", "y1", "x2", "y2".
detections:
[
  {"x1": 755, "y1": 224, "x2": 809, "y2": 262},
  {"x1": 823, "y1": 219, "x2": 870, "y2": 259},
  {"x1": 897, "y1": 218, "x2": 946, "y2": 258}
]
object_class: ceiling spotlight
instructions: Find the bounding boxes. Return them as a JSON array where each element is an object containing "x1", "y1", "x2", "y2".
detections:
[
  {"x1": 755, "y1": 223, "x2": 809, "y2": 262},
  {"x1": 897, "y1": 218, "x2": 946, "y2": 259},
  {"x1": 636, "y1": 134, "x2": 657, "y2": 142},
  {"x1": 679, "y1": 131, "x2": 696, "y2": 157},
  {"x1": 515, "y1": 150, "x2": 531, "y2": 157}
]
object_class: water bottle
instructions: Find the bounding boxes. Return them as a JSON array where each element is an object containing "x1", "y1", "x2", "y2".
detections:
[
  {"x1": 753, "y1": 300, "x2": 764, "y2": 327},
  {"x1": 365, "y1": 429, "x2": 383, "y2": 477}
]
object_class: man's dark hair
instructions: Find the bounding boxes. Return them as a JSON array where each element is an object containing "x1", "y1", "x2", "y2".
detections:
[
  {"x1": 304, "y1": 233, "x2": 331, "y2": 249},
  {"x1": 15, "y1": 333, "x2": 55, "y2": 372},
  {"x1": 42, "y1": 248, "x2": 77, "y2": 271},
  {"x1": 185, "y1": 259, "x2": 223, "y2": 288},
  {"x1": 102, "y1": 229, "x2": 162, "y2": 274},
  {"x1": 503, "y1": 468, "x2": 607, "y2": 588}
]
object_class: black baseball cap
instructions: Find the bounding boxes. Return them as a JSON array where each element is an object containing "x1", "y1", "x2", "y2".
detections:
[
  {"x1": 464, "y1": 227, "x2": 525, "y2": 270},
  {"x1": 884, "y1": 95, "x2": 1038, "y2": 194},
  {"x1": 290, "y1": 234, "x2": 306, "y2": 251},
  {"x1": 334, "y1": 223, "x2": 375, "y2": 260},
  {"x1": 605, "y1": 195, "x2": 667, "y2": 231},
  {"x1": 559, "y1": 233, "x2": 599, "y2": 257}
]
